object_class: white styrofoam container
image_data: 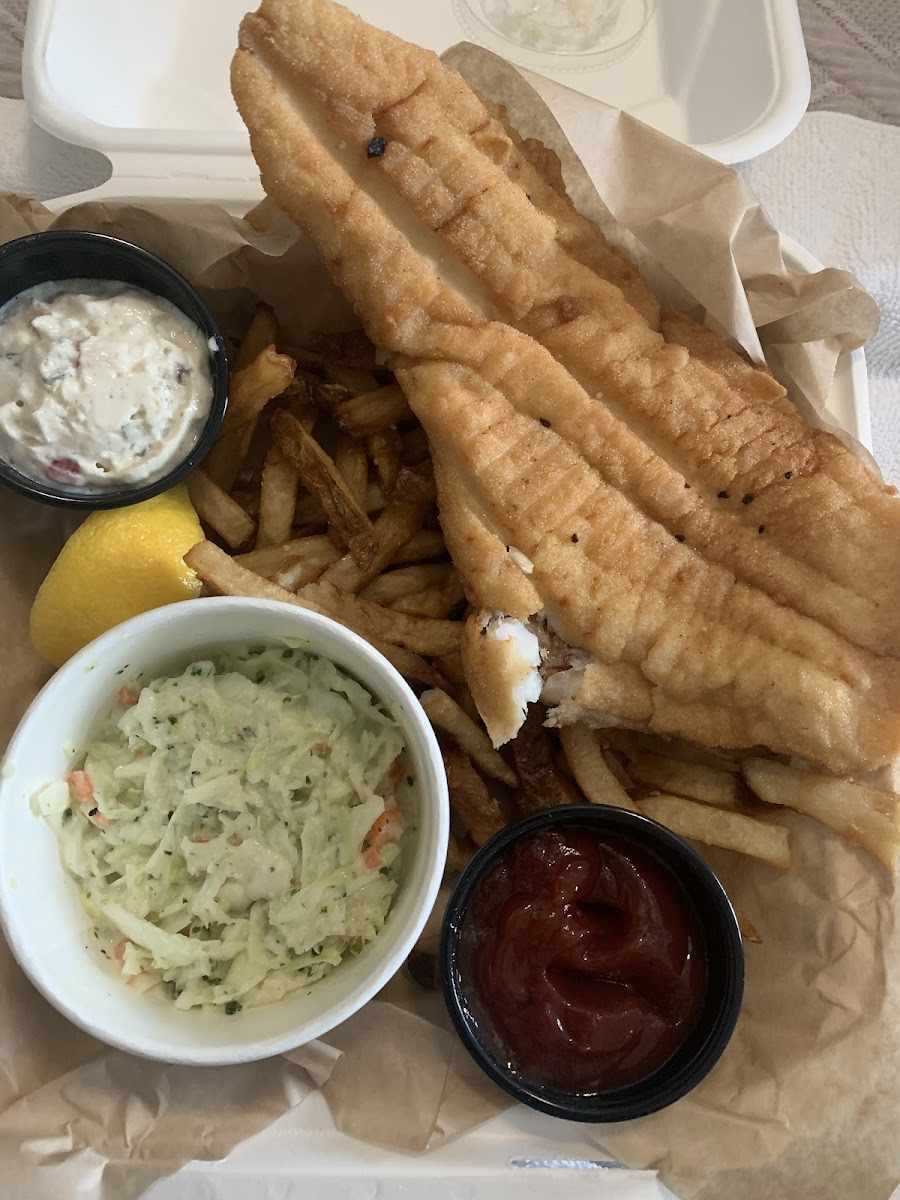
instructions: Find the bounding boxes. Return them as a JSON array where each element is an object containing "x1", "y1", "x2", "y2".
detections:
[
  {"x1": 23, "y1": 0, "x2": 810, "y2": 169},
  {"x1": 6, "y1": 2, "x2": 866, "y2": 1195}
]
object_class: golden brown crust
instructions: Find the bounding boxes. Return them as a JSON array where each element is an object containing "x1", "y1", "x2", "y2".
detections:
[
  {"x1": 544, "y1": 661, "x2": 654, "y2": 728},
  {"x1": 233, "y1": 1, "x2": 900, "y2": 660},
  {"x1": 232, "y1": 0, "x2": 900, "y2": 774},
  {"x1": 660, "y1": 309, "x2": 783, "y2": 403},
  {"x1": 396, "y1": 356, "x2": 900, "y2": 772},
  {"x1": 469, "y1": 91, "x2": 661, "y2": 328},
  {"x1": 431, "y1": 449, "x2": 541, "y2": 620}
]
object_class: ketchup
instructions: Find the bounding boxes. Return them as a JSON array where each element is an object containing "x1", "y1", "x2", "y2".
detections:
[{"x1": 457, "y1": 828, "x2": 706, "y2": 1092}]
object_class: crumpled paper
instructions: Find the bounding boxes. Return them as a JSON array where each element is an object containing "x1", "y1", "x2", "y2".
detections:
[
  {"x1": 442, "y1": 46, "x2": 881, "y2": 462},
  {"x1": 0, "y1": 39, "x2": 895, "y2": 1200}
]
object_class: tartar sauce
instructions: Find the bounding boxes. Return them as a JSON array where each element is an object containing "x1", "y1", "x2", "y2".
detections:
[{"x1": 0, "y1": 279, "x2": 214, "y2": 489}]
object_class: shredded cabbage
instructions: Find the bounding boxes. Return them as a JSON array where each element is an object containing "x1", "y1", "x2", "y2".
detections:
[{"x1": 35, "y1": 645, "x2": 408, "y2": 1011}]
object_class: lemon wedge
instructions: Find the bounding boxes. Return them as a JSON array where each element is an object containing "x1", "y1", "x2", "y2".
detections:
[{"x1": 30, "y1": 485, "x2": 204, "y2": 667}]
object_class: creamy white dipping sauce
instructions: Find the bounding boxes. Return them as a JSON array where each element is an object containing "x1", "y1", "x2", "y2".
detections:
[{"x1": 0, "y1": 279, "x2": 214, "y2": 489}]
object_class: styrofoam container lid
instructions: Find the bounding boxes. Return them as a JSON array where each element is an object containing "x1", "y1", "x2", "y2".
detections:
[{"x1": 24, "y1": 0, "x2": 809, "y2": 195}]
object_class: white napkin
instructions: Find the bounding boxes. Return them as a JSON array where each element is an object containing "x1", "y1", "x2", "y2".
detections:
[{"x1": 740, "y1": 110, "x2": 900, "y2": 483}]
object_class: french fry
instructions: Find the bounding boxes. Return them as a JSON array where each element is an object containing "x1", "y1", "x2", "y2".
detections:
[
  {"x1": 446, "y1": 830, "x2": 476, "y2": 874},
  {"x1": 442, "y1": 744, "x2": 507, "y2": 846},
  {"x1": 560, "y1": 725, "x2": 639, "y2": 812},
  {"x1": 335, "y1": 384, "x2": 414, "y2": 437},
  {"x1": 274, "y1": 384, "x2": 317, "y2": 432},
  {"x1": 743, "y1": 758, "x2": 900, "y2": 873},
  {"x1": 390, "y1": 583, "x2": 464, "y2": 619},
  {"x1": 235, "y1": 534, "x2": 339, "y2": 579},
  {"x1": 272, "y1": 409, "x2": 377, "y2": 564},
  {"x1": 391, "y1": 529, "x2": 448, "y2": 564},
  {"x1": 234, "y1": 302, "x2": 278, "y2": 372},
  {"x1": 186, "y1": 470, "x2": 256, "y2": 550},
  {"x1": 511, "y1": 706, "x2": 582, "y2": 813},
  {"x1": 239, "y1": 392, "x2": 301, "y2": 489},
  {"x1": 256, "y1": 447, "x2": 301, "y2": 549},
  {"x1": 453, "y1": 684, "x2": 482, "y2": 725},
  {"x1": 186, "y1": 539, "x2": 329, "y2": 611},
  {"x1": 230, "y1": 488, "x2": 260, "y2": 520},
  {"x1": 205, "y1": 346, "x2": 295, "y2": 489},
  {"x1": 185, "y1": 541, "x2": 447, "y2": 687},
  {"x1": 235, "y1": 532, "x2": 442, "y2": 583},
  {"x1": 334, "y1": 434, "x2": 369, "y2": 508},
  {"x1": 638, "y1": 793, "x2": 791, "y2": 869},
  {"x1": 596, "y1": 728, "x2": 742, "y2": 773},
  {"x1": 370, "y1": 640, "x2": 447, "y2": 689},
  {"x1": 291, "y1": 368, "x2": 351, "y2": 411},
  {"x1": 603, "y1": 750, "x2": 634, "y2": 792},
  {"x1": 361, "y1": 564, "x2": 456, "y2": 605},
  {"x1": 367, "y1": 427, "x2": 403, "y2": 495},
  {"x1": 305, "y1": 329, "x2": 378, "y2": 369},
  {"x1": 293, "y1": 480, "x2": 384, "y2": 527},
  {"x1": 433, "y1": 650, "x2": 466, "y2": 684},
  {"x1": 324, "y1": 363, "x2": 379, "y2": 395},
  {"x1": 282, "y1": 345, "x2": 325, "y2": 372},
  {"x1": 625, "y1": 751, "x2": 743, "y2": 809},
  {"x1": 318, "y1": 465, "x2": 436, "y2": 592},
  {"x1": 274, "y1": 559, "x2": 334, "y2": 591},
  {"x1": 299, "y1": 580, "x2": 462, "y2": 656},
  {"x1": 234, "y1": 448, "x2": 266, "y2": 496},
  {"x1": 388, "y1": 461, "x2": 436, "y2": 503},
  {"x1": 420, "y1": 689, "x2": 516, "y2": 786}
]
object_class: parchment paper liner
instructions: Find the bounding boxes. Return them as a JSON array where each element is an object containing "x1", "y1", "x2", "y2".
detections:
[{"x1": 0, "y1": 42, "x2": 894, "y2": 1200}]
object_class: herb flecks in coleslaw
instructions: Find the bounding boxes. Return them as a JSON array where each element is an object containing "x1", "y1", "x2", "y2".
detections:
[{"x1": 34, "y1": 646, "x2": 407, "y2": 1011}]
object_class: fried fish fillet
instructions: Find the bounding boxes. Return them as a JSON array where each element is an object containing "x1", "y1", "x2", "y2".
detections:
[{"x1": 232, "y1": 0, "x2": 900, "y2": 775}]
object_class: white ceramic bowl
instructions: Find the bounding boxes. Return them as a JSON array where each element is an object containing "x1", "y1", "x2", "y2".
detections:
[{"x1": 0, "y1": 597, "x2": 448, "y2": 1065}]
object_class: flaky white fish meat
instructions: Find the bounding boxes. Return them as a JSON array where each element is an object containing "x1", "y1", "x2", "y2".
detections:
[{"x1": 232, "y1": 0, "x2": 900, "y2": 775}]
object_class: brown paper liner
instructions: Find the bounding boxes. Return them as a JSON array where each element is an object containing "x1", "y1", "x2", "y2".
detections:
[{"x1": 0, "y1": 41, "x2": 892, "y2": 1196}]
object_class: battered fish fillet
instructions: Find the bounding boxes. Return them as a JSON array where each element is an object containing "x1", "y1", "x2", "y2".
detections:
[{"x1": 232, "y1": 0, "x2": 900, "y2": 776}]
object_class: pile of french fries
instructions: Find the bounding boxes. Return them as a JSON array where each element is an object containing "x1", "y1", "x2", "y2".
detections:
[{"x1": 183, "y1": 304, "x2": 900, "y2": 942}]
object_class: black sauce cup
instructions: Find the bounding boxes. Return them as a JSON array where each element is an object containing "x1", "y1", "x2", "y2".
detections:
[
  {"x1": 0, "y1": 230, "x2": 229, "y2": 509},
  {"x1": 440, "y1": 804, "x2": 744, "y2": 1122}
]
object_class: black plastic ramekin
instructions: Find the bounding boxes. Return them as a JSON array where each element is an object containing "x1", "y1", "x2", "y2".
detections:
[
  {"x1": 0, "y1": 230, "x2": 228, "y2": 509},
  {"x1": 440, "y1": 804, "x2": 744, "y2": 1122}
]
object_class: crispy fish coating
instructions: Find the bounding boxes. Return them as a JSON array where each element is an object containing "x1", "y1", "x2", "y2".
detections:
[{"x1": 232, "y1": 0, "x2": 900, "y2": 773}]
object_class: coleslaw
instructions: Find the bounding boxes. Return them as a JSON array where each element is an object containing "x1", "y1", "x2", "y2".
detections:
[{"x1": 33, "y1": 644, "x2": 409, "y2": 1012}]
